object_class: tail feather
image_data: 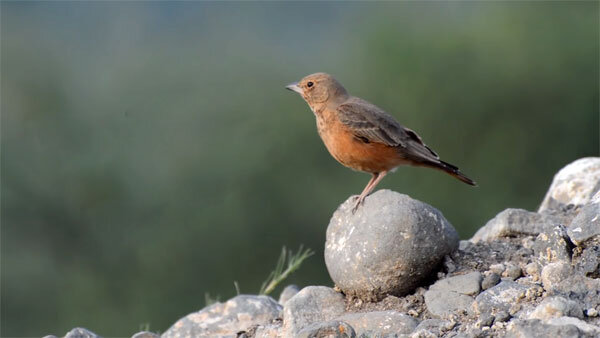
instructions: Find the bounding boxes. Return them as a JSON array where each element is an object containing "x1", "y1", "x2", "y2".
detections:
[{"x1": 433, "y1": 160, "x2": 477, "y2": 186}]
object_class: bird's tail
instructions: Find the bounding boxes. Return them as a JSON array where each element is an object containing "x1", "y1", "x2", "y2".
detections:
[{"x1": 428, "y1": 160, "x2": 477, "y2": 186}]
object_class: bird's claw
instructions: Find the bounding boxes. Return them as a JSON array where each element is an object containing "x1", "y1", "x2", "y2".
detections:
[{"x1": 351, "y1": 195, "x2": 365, "y2": 214}]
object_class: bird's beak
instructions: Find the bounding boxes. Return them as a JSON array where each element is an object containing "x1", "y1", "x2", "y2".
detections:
[{"x1": 285, "y1": 82, "x2": 302, "y2": 94}]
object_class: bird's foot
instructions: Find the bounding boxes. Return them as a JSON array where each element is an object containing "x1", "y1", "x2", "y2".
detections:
[{"x1": 351, "y1": 195, "x2": 366, "y2": 214}]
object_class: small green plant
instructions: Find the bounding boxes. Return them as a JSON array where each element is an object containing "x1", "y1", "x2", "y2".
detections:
[
  {"x1": 259, "y1": 245, "x2": 314, "y2": 296},
  {"x1": 204, "y1": 292, "x2": 221, "y2": 306},
  {"x1": 138, "y1": 322, "x2": 150, "y2": 332}
]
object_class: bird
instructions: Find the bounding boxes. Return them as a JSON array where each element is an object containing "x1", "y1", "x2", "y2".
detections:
[{"x1": 286, "y1": 72, "x2": 476, "y2": 213}]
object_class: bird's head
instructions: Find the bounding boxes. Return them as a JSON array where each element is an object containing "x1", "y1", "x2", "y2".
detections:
[{"x1": 286, "y1": 73, "x2": 348, "y2": 112}]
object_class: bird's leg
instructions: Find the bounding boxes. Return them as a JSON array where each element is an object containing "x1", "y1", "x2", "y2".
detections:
[
  {"x1": 352, "y1": 171, "x2": 388, "y2": 213},
  {"x1": 354, "y1": 173, "x2": 378, "y2": 201}
]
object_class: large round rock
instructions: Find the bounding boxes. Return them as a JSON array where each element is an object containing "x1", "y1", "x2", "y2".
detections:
[{"x1": 325, "y1": 189, "x2": 459, "y2": 300}]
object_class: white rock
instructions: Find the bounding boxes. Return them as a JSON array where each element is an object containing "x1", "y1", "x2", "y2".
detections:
[
  {"x1": 539, "y1": 157, "x2": 600, "y2": 213},
  {"x1": 529, "y1": 297, "x2": 583, "y2": 320}
]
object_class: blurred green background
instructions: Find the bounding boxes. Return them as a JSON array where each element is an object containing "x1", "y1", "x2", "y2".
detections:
[{"x1": 2, "y1": 1, "x2": 598, "y2": 337}]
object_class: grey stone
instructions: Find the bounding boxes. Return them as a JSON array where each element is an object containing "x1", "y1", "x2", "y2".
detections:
[
  {"x1": 574, "y1": 246, "x2": 600, "y2": 278},
  {"x1": 131, "y1": 332, "x2": 159, "y2": 338},
  {"x1": 282, "y1": 286, "x2": 346, "y2": 336},
  {"x1": 488, "y1": 263, "x2": 505, "y2": 275},
  {"x1": 253, "y1": 323, "x2": 282, "y2": 338},
  {"x1": 494, "y1": 310, "x2": 511, "y2": 323},
  {"x1": 161, "y1": 295, "x2": 281, "y2": 338},
  {"x1": 506, "y1": 319, "x2": 584, "y2": 338},
  {"x1": 539, "y1": 262, "x2": 600, "y2": 311},
  {"x1": 470, "y1": 208, "x2": 561, "y2": 243},
  {"x1": 475, "y1": 314, "x2": 494, "y2": 328},
  {"x1": 424, "y1": 289, "x2": 474, "y2": 317},
  {"x1": 336, "y1": 311, "x2": 418, "y2": 336},
  {"x1": 278, "y1": 284, "x2": 300, "y2": 305},
  {"x1": 64, "y1": 328, "x2": 101, "y2": 338},
  {"x1": 459, "y1": 240, "x2": 472, "y2": 251},
  {"x1": 541, "y1": 261, "x2": 573, "y2": 291},
  {"x1": 408, "y1": 329, "x2": 438, "y2": 338},
  {"x1": 533, "y1": 225, "x2": 573, "y2": 264},
  {"x1": 502, "y1": 263, "x2": 522, "y2": 280},
  {"x1": 463, "y1": 327, "x2": 483, "y2": 338},
  {"x1": 524, "y1": 262, "x2": 542, "y2": 282},
  {"x1": 481, "y1": 273, "x2": 501, "y2": 290},
  {"x1": 529, "y1": 296, "x2": 584, "y2": 320},
  {"x1": 431, "y1": 272, "x2": 482, "y2": 296},
  {"x1": 443, "y1": 255, "x2": 459, "y2": 274},
  {"x1": 471, "y1": 281, "x2": 534, "y2": 316},
  {"x1": 545, "y1": 317, "x2": 600, "y2": 335},
  {"x1": 424, "y1": 272, "x2": 482, "y2": 317},
  {"x1": 413, "y1": 319, "x2": 455, "y2": 337},
  {"x1": 568, "y1": 197, "x2": 600, "y2": 246},
  {"x1": 538, "y1": 157, "x2": 600, "y2": 214},
  {"x1": 325, "y1": 190, "x2": 459, "y2": 300},
  {"x1": 296, "y1": 320, "x2": 356, "y2": 338}
]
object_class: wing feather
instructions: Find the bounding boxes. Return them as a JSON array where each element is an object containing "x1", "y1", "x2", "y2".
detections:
[{"x1": 336, "y1": 98, "x2": 440, "y2": 161}]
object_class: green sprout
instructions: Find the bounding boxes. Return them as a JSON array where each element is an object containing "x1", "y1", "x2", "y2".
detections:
[{"x1": 259, "y1": 245, "x2": 314, "y2": 296}]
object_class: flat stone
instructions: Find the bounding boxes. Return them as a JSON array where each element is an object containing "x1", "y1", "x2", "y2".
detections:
[
  {"x1": 282, "y1": 286, "x2": 346, "y2": 336},
  {"x1": 424, "y1": 272, "x2": 482, "y2": 317},
  {"x1": 546, "y1": 317, "x2": 600, "y2": 336},
  {"x1": 161, "y1": 295, "x2": 281, "y2": 338},
  {"x1": 471, "y1": 281, "x2": 533, "y2": 316},
  {"x1": 336, "y1": 311, "x2": 418, "y2": 336},
  {"x1": 430, "y1": 272, "x2": 482, "y2": 296},
  {"x1": 325, "y1": 190, "x2": 459, "y2": 300},
  {"x1": 470, "y1": 209, "x2": 561, "y2": 243},
  {"x1": 507, "y1": 318, "x2": 584, "y2": 338},
  {"x1": 424, "y1": 289, "x2": 474, "y2": 317},
  {"x1": 296, "y1": 320, "x2": 355, "y2": 338}
]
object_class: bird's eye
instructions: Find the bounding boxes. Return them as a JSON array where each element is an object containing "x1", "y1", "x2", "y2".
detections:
[{"x1": 307, "y1": 81, "x2": 314, "y2": 88}]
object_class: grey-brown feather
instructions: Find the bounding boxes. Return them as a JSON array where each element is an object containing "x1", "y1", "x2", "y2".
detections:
[{"x1": 336, "y1": 97, "x2": 440, "y2": 163}]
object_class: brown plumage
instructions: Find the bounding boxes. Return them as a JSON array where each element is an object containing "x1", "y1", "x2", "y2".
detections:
[{"x1": 286, "y1": 72, "x2": 475, "y2": 212}]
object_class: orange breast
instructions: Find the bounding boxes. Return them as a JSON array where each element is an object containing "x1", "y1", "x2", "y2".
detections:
[{"x1": 316, "y1": 114, "x2": 408, "y2": 173}]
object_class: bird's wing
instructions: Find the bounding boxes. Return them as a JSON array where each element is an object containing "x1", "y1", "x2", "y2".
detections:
[{"x1": 336, "y1": 98, "x2": 440, "y2": 161}]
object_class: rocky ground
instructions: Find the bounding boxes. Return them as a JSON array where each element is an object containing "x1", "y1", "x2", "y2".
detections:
[{"x1": 49, "y1": 157, "x2": 600, "y2": 338}]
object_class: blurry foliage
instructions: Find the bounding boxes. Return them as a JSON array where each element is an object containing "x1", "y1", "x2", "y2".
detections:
[{"x1": 1, "y1": 2, "x2": 598, "y2": 337}]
